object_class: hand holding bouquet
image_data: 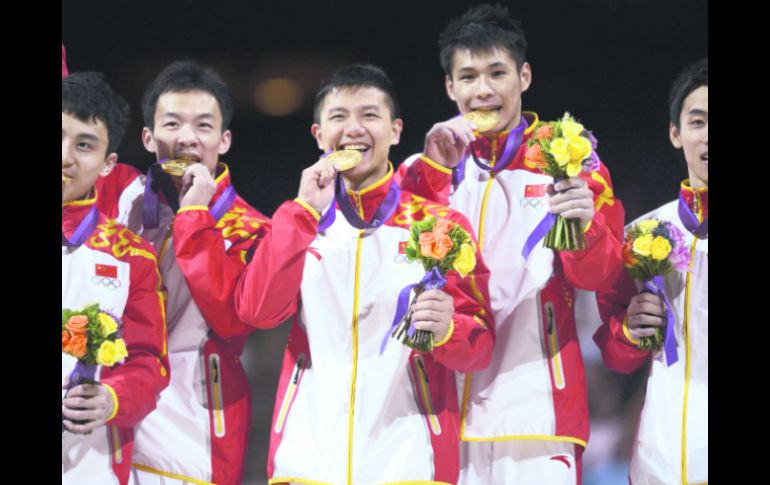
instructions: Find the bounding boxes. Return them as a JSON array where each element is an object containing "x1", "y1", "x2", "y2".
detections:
[{"x1": 382, "y1": 216, "x2": 476, "y2": 354}]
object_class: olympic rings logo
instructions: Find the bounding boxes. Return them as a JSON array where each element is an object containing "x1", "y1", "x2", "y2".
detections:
[
  {"x1": 92, "y1": 275, "x2": 122, "y2": 290},
  {"x1": 393, "y1": 255, "x2": 423, "y2": 267},
  {"x1": 520, "y1": 197, "x2": 545, "y2": 210}
]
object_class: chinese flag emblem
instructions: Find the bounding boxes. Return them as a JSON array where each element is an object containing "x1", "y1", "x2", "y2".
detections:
[
  {"x1": 524, "y1": 184, "x2": 546, "y2": 198},
  {"x1": 95, "y1": 264, "x2": 118, "y2": 278},
  {"x1": 398, "y1": 241, "x2": 408, "y2": 254}
]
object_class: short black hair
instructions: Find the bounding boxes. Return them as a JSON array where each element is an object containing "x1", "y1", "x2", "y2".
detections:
[
  {"x1": 142, "y1": 60, "x2": 233, "y2": 131},
  {"x1": 313, "y1": 64, "x2": 401, "y2": 123},
  {"x1": 62, "y1": 72, "x2": 131, "y2": 154},
  {"x1": 439, "y1": 4, "x2": 527, "y2": 77},
  {"x1": 668, "y1": 58, "x2": 708, "y2": 129}
]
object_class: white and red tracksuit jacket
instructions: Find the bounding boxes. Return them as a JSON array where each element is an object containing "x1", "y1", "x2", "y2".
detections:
[
  {"x1": 62, "y1": 192, "x2": 169, "y2": 485},
  {"x1": 129, "y1": 164, "x2": 270, "y2": 485},
  {"x1": 235, "y1": 166, "x2": 495, "y2": 485},
  {"x1": 95, "y1": 163, "x2": 145, "y2": 224},
  {"x1": 396, "y1": 112, "x2": 626, "y2": 449},
  {"x1": 594, "y1": 182, "x2": 708, "y2": 485}
]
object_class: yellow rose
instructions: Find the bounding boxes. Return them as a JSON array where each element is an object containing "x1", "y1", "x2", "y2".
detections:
[
  {"x1": 114, "y1": 338, "x2": 128, "y2": 360},
  {"x1": 98, "y1": 313, "x2": 118, "y2": 337},
  {"x1": 97, "y1": 341, "x2": 119, "y2": 367},
  {"x1": 560, "y1": 116, "x2": 585, "y2": 138},
  {"x1": 632, "y1": 234, "x2": 654, "y2": 257},
  {"x1": 651, "y1": 236, "x2": 672, "y2": 261},
  {"x1": 567, "y1": 135, "x2": 592, "y2": 164},
  {"x1": 452, "y1": 243, "x2": 477, "y2": 277},
  {"x1": 549, "y1": 138, "x2": 570, "y2": 166},
  {"x1": 637, "y1": 219, "x2": 659, "y2": 234}
]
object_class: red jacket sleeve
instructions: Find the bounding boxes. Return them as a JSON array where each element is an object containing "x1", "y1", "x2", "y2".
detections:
[
  {"x1": 396, "y1": 155, "x2": 453, "y2": 205},
  {"x1": 172, "y1": 205, "x2": 269, "y2": 338},
  {"x1": 234, "y1": 200, "x2": 318, "y2": 328},
  {"x1": 101, "y1": 247, "x2": 170, "y2": 428},
  {"x1": 559, "y1": 161, "x2": 626, "y2": 292},
  {"x1": 593, "y1": 269, "x2": 651, "y2": 374},
  {"x1": 430, "y1": 211, "x2": 495, "y2": 373}
]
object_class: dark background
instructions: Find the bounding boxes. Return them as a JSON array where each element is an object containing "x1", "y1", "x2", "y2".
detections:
[
  {"x1": 63, "y1": 0, "x2": 708, "y2": 222},
  {"x1": 63, "y1": 1, "x2": 707, "y2": 483}
]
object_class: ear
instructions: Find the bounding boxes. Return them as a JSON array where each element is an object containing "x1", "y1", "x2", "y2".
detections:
[
  {"x1": 100, "y1": 152, "x2": 118, "y2": 177},
  {"x1": 218, "y1": 129, "x2": 232, "y2": 155},
  {"x1": 445, "y1": 75, "x2": 456, "y2": 102},
  {"x1": 390, "y1": 118, "x2": 404, "y2": 145},
  {"x1": 519, "y1": 62, "x2": 532, "y2": 93},
  {"x1": 311, "y1": 123, "x2": 325, "y2": 150},
  {"x1": 669, "y1": 122, "x2": 683, "y2": 149},
  {"x1": 142, "y1": 127, "x2": 156, "y2": 153}
]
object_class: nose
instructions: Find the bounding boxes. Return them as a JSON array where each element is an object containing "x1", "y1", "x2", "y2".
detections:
[
  {"x1": 176, "y1": 124, "x2": 198, "y2": 148},
  {"x1": 344, "y1": 117, "x2": 366, "y2": 137},
  {"x1": 476, "y1": 75, "x2": 494, "y2": 99},
  {"x1": 62, "y1": 139, "x2": 75, "y2": 167},
  {"x1": 703, "y1": 124, "x2": 708, "y2": 144}
]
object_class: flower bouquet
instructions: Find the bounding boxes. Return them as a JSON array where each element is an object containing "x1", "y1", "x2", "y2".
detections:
[
  {"x1": 623, "y1": 218, "x2": 691, "y2": 360},
  {"x1": 383, "y1": 216, "x2": 476, "y2": 354}
]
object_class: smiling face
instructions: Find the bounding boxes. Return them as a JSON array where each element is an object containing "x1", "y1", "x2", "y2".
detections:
[
  {"x1": 670, "y1": 85, "x2": 708, "y2": 188},
  {"x1": 62, "y1": 112, "x2": 116, "y2": 204},
  {"x1": 311, "y1": 86, "x2": 403, "y2": 190},
  {"x1": 446, "y1": 47, "x2": 531, "y2": 134},
  {"x1": 142, "y1": 89, "x2": 232, "y2": 178}
]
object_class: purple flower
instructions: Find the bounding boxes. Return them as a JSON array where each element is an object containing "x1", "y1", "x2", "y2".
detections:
[{"x1": 665, "y1": 223, "x2": 691, "y2": 271}]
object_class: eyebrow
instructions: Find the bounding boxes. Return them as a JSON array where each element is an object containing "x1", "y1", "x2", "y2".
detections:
[
  {"x1": 687, "y1": 108, "x2": 707, "y2": 117},
  {"x1": 457, "y1": 61, "x2": 509, "y2": 72},
  {"x1": 77, "y1": 133, "x2": 100, "y2": 142},
  {"x1": 162, "y1": 112, "x2": 215, "y2": 120}
]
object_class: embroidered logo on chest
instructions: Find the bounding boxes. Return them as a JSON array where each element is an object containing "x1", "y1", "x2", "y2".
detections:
[
  {"x1": 92, "y1": 264, "x2": 121, "y2": 290},
  {"x1": 520, "y1": 183, "x2": 546, "y2": 210}
]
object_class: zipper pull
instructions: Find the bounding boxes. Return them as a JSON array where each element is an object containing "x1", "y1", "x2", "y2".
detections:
[
  {"x1": 293, "y1": 356, "x2": 305, "y2": 384},
  {"x1": 416, "y1": 357, "x2": 429, "y2": 384}
]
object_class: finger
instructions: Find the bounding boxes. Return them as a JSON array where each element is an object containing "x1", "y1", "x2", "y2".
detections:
[
  {"x1": 631, "y1": 327, "x2": 660, "y2": 339},
  {"x1": 627, "y1": 313, "x2": 665, "y2": 328},
  {"x1": 411, "y1": 308, "x2": 450, "y2": 324},
  {"x1": 554, "y1": 177, "x2": 586, "y2": 192}
]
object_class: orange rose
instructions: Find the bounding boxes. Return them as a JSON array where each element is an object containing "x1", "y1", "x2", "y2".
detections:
[
  {"x1": 67, "y1": 333, "x2": 88, "y2": 358},
  {"x1": 431, "y1": 234, "x2": 454, "y2": 259},
  {"x1": 535, "y1": 125, "x2": 554, "y2": 141},
  {"x1": 622, "y1": 241, "x2": 638, "y2": 267},
  {"x1": 419, "y1": 232, "x2": 436, "y2": 258},
  {"x1": 525, "y1": 144, "x2": 548, "y2": 169},
  {"x1": 66, "y1": 315, "x2": 89, "y2": 336},
  {"x1": 62, "y1": 330, "x2": 71, "y2": 350},
  {"x1": 433, "y1": 218, "x2": 454, "y2": 236}
]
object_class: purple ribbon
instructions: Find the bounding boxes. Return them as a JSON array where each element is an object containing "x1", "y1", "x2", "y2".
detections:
[
  {"x1": 210, "y1": 185, "x2": 236, "y2": 222},
  {"x1": 643, "y1": 275, "x2": 678, "y2": 366},
  {"x1": 521, "y1": 211, "x2": 558, "y2": 259},
  {"x1": 380, "y1": 267, "x2": 447, "y2": 354},
  {"x1": 143, "y1": 160, "x2": 180, "y2": 229},
  {"x1": 62, "y1": 361, "x2": 98, "y2": 432},
  {"x1": 62, "y1": 205, "x2": 98, "y2": 247},
  {"x1": 678, "y1": 192, "x2": 708, "y2": 239},
  {"x1": 319, "y1": 172, "x2": 401, "y2": 232},
  {"x1": 453, "y1": 116, "x2": 529, "y2": 186},
  {"x1": 143, "y1": 160, "x2": 236, "y2": 229}
]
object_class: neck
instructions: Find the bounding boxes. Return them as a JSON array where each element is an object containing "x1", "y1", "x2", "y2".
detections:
[
  {"x1": 496, "y1": 110, "x2": 523, "y2": 135},
  {"x1": 687, "y1": 175, "x2": 707, "y2": 190},
  {"x1": 342, "y1": 162, "x2": 389, "y2": 192}
]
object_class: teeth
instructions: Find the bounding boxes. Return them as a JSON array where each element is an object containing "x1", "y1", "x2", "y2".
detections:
[{"x1": 342, "y1": 144, "x2": 369, "y2": 151}]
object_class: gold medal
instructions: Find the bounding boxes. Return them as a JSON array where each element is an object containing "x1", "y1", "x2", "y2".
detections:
[
  {"x1": 465, "y1": 110, "x2": 500, "y2": 132},
  {"x1": 326, "y1": 149, "x2": 362, "y2": 171},
  {"x1": 160, "y1": 158, "x2": 197, "y2": 176},
  {"x1": 62, "y1": 174, "x2": 73, "y2": 184}
]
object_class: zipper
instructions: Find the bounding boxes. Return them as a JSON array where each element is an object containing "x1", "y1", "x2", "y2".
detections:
[
  {"x1": 413, "y1": 355, "x2": 442, "y2": 435},
  {"x1": 274, "y1": 353, "x2": 307, "y2": 434}
]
